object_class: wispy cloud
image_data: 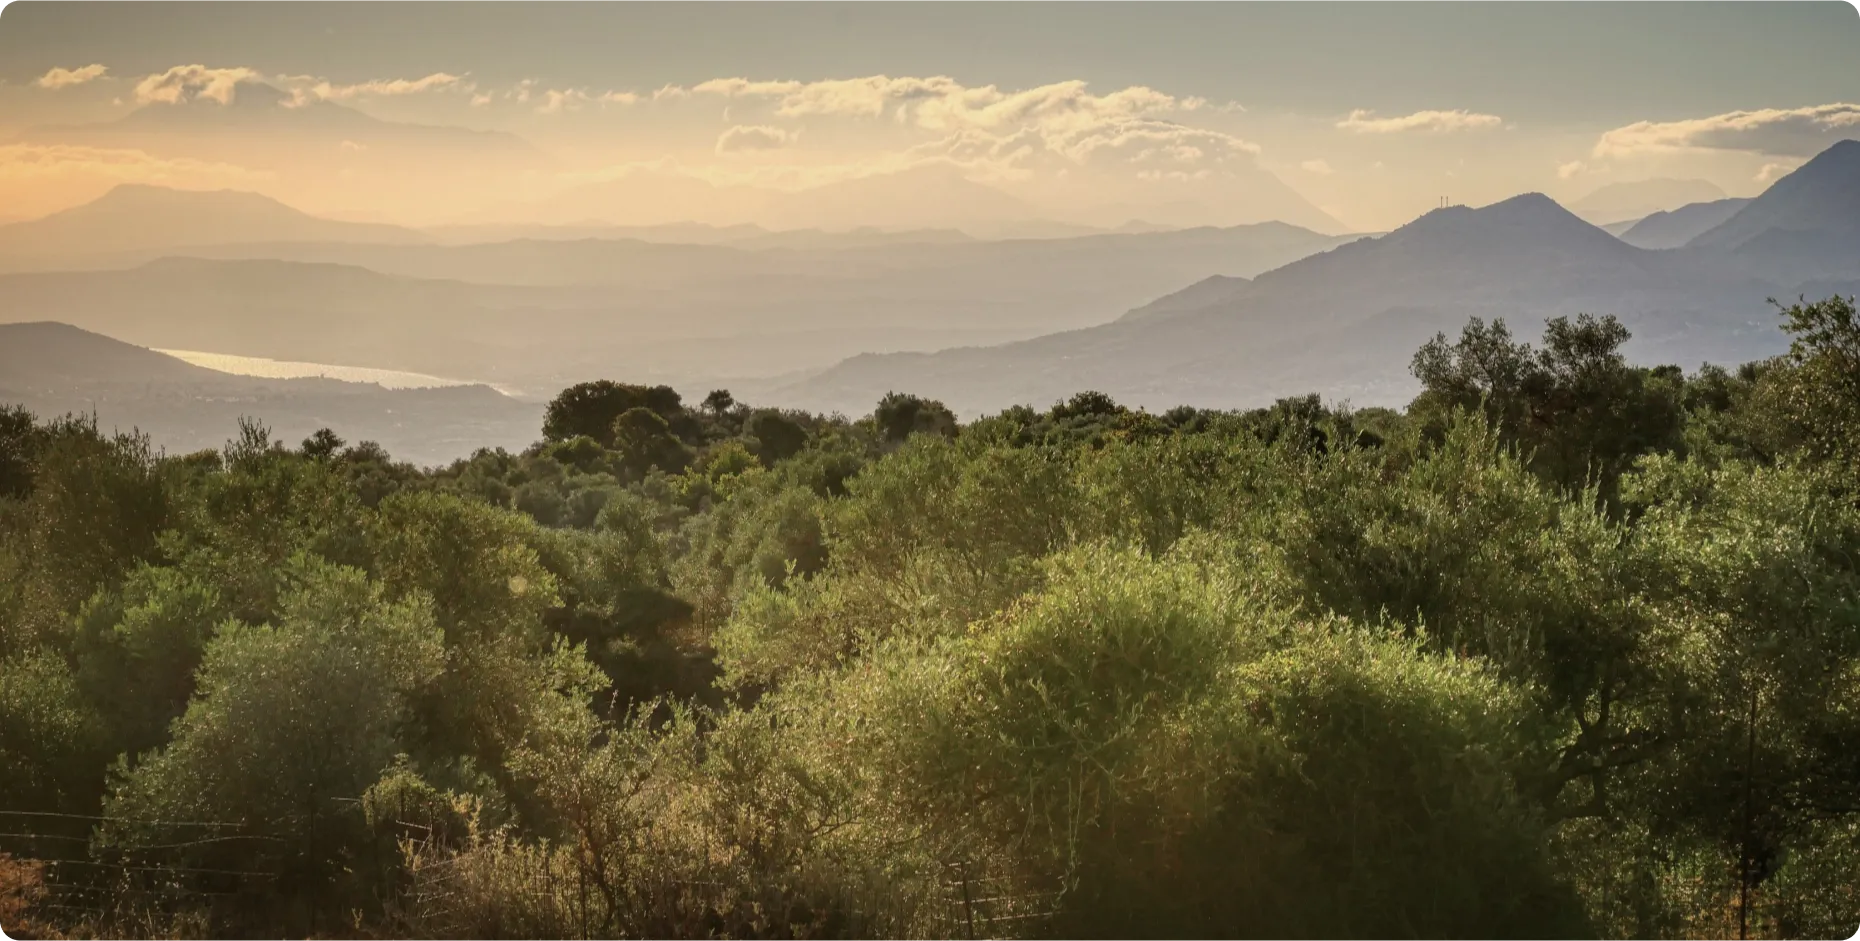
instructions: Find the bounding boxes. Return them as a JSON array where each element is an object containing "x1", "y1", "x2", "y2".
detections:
[
  {"x1": 1595, "y1": 103, "x2": 1860, "y2": 158},
  {"x1": 1557, "y1": 160, "x2": 1589, "y2": 180},
  {"x1": 716, "y1": 124, "x2": 796, "y2": 154},
  {"x1": 1300, "y1": 159, "x2": 1334, "y2": 176},
  {"x1": 1755, "y1": 160, "x2": 1802, "y2": 184},
  {"x1": 1336, "y1": 109, "x2": 1504, "y2": 134},
  {"x1": 281, "y1": 72, "x2": 472, "y2": 106},
  {"x1": 34, "y1": 64, "x2": 109, "y2": 90},
  {"x1": 529, "y1": 86, "x2": 641, "y2": 114},
  {"x1": 133, "y1": 65, "x2": 264, "y2": 105}
]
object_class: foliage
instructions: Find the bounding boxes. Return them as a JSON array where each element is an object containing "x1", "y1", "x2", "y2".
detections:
[{"x1": 3, "y1": 302, "x2": 1859, "y2": 938}]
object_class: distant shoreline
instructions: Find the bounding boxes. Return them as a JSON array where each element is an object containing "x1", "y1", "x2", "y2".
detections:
[{"x1": 155, "y1": 348, "x2": 526, "y2": 398}]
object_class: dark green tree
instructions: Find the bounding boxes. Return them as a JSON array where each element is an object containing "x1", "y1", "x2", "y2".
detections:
[
  {"x1": 1411, "y1": 313, "x2": 1685, "y2": 503},
  {"x1": 543, "y1": 381, "x2": 685, "y2": 446},
  {"x1": 873, "y1": 392, "x2": 958, "y2": 444},
  {"x1": 612, "y1": 408, "x2": 691, "y2": 477},
  {"x1": 702, "y1": 389, "x2": 736, "y2": 416},
  {"x1": 747, "y1": 411, "x2": 808, "y2": 466}
]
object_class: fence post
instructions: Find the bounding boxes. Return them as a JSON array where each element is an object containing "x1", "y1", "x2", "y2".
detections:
[{"x1": 959, "y1": 861, "x2": 976, "y2": 941}]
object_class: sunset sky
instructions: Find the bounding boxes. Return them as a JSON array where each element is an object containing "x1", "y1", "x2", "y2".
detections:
[{"x1": 1, "y1": 1, "x2": 1856, "y2": 231}]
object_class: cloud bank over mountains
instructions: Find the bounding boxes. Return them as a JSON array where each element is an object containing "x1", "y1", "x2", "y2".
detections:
[{"x1": 5, "y1": 56, "x2": 1856, "y2": 232}]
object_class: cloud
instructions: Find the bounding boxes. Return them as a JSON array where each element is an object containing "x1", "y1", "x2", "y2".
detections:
[
  {"x1": 1557, "y1": 160, "x2": 1589, "y2": 179},
  {"x1": 339, "y1": 140, "x2": 367, "y2": 152},
  {"x1": 1594, "y1": 103, "x2": 1860, "y2": 158},
  {"x1": 34, "y1": 64, "x2": 109, "y2": 90},
  {"x1": 656, "y1": 74, "x2": 1256, "y2": 183},
  {"x1": 1755, "y1": 160, "x2": 1802, "y2": 184},
  {"x1": 133, "y1": 64, "x2": 264, "y2": 105},
  {"x1": 132, "y1": 64, "x2": 492, "y2": 110},
  {"x1": 280, "y1": 72, "x2": 471, "y2": 106},
  {"x1": 470, "y1": 93, "x2": 492, "y2": 107},
  {"x1": 716, "y1": 124, "x2": 796, "y2": 154},
  {"x1": 674, "y1": 74, "x2": 1203, "y2": 134},
  {"x1": 1301, "y1": 159, "x2": 1334, "y2": 176},
  {"x1": 531, "y1": 86, "x2": 641, "y2": 114},
  {"x1": 1336, "y1": 109, "x2": 1504, "y2": 134}
]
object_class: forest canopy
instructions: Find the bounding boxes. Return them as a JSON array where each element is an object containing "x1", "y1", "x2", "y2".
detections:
[{"x1": 1, "y1": 296, "x2": 1858, "y2": 940}]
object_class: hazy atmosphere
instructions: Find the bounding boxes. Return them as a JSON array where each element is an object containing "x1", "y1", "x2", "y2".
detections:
[{"x1": 3, "y1": 3, "x2": 1860, "y2": 940}]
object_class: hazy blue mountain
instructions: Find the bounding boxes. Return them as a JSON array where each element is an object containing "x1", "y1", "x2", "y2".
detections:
[
  {"x1": 1569, "y1": 177, "x2": 1730, "y2": 224},
  {"x1": 1674, "y1": 140, "x2": 1860, "y2": 285},
  {"x1": 776, "y1": 192, "x2": 1811, "y2": 417},
  {"x1": 1689, "y1": 138, "x2": 1860, "y2": 251},
  {"x1": 1617, "y1": 198, "x2": 1753, "y2": 249},
  {"x1": 0, "y1": 321, "x2": 542, "y2": 466},
  {"x1": 422, "y1": 221, "x2": 979, "y2": 249},
  {"x1": 0, "y1": 185, "x2": 429, "y2": 258},
  {"x1": 0, "y1": 219, "x2": 1355, "y2": 396}
]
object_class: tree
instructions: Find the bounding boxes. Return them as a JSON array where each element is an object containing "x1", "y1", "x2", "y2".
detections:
[
  {"x1": 612, "y1": 408, "x2": 691, "y2": 477},
  {"x1": 747, "y1": 411, "x2": 808, "y2": 466},
  {"x1": 1410, "y1": 314, "x2": 1685, "y2": 503},
  {"x1": 100, "y1": 559, "x2": 444, "y2": 891},
  {"x1": 543, "y1": 381, "x2": 685, "y2": 446},
  {"x1": 1763, "y1": 294, "x2": 1860, "y2": 464},
  {"x1": 702, "y1": 389, "x2": 736, "y2": 416},
  {"x1": 0, "y1": 405, "x2": 38, "y2": 500},
  {"x1": 873, "y1": 392, "x2": 957, "y2": 444},
  {"x1": 1052, "y1": 390, "x2": 1123, "y2": 421},
  {"x1": 301, "y1": 428, "x2": 346, "y2": 461}
]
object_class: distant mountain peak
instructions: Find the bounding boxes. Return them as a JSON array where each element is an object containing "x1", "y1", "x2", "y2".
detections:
[
  {"x1": 1689, "y1": 136, "x2": 1860, "y2": 251},
  {"x1": 0, "y1": 183, "x2": 428, "y2": 256},
  {"x1": 1393, "y1": 191, "x2": 1605, "y2": 243},
  {"x1": 1617, "y1": 197, "x2": 1752, "y2": 249},
  {"x1": 1568, "y1": 177, "x2": 1731, "y2": 224},
  {"x1": 89, "y1": 183, "x2": 287, "y2": 208}
]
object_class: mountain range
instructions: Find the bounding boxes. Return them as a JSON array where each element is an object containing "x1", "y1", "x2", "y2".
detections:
[
  {"x1": 1616, "y1": 198, "x2": 1753, "y2": 250},
  {"x1": 774, "y1": 139, "x2": 1860, "y2": 416},
  {"x1": 0, "y1": 187, "x2": 1359, "y2": 395},
  {"x1": 5, "y1": 136, "x2": 1857, "y2": 454}
]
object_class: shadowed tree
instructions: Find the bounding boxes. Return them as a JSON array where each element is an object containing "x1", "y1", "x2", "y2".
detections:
[
  {"x1": 612, "y1": 408, "x2": 691, "y2": 477},
  {"x1": 873, "y1": 392, "x2": 958, "y2": 444},
  {"x1": 544, "y1": 381, "x2": 685, "y2": 447},
  {"x1": 1410, "y1": 313, "x2": 1685, "y2": 504},
  {"x1": 301, "y1": 428, "x2": 345, "y2": 461},
  {"x1": 747, "y1": 411, "x2": 808, "y2": 466}
]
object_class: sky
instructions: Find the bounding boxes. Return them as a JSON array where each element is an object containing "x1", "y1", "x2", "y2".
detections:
[{"x1": 1, "y1": 1, "x2": 1857, "y2": 231}]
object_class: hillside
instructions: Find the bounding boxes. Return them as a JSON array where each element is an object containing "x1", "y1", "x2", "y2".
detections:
[
  {"x1": 0, "y1": 185, "x2": 429, "y2": 259},
  {"x1": 1690, "y1": 139, "x2": 1860, "y2": 249},
  {"x1": 1686, "y1": 139, "x2": 1860, "y2": 281},
  {"x1": 775, "y1": 192, "x2": 1803, "y2": 416},
  {"x1": 0, "y1": 321, "x2": 541, "y2": 466},
  {"x1": 0, "y1": 321, "x2": 227, "y2": 387},
  {"x1": 1617, "y1": 198, "x2": 1752, "y2": 249}
]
